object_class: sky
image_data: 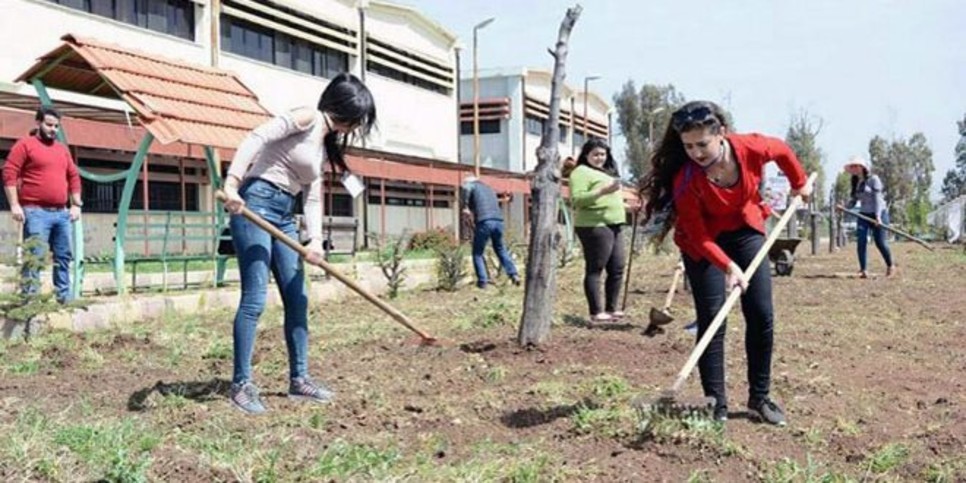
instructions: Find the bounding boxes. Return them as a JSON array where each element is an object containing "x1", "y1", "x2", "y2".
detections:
[{"x1": 401, "y1": 0, "x2": 965, "y2": 198}]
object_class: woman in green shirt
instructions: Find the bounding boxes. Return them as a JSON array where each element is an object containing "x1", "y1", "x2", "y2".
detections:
[{"x1": 569, "y1": 139, "x2": 629, "y2": 322}]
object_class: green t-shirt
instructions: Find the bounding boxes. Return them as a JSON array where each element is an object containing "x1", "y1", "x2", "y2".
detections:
[{"x1": 569, "y1": 165, "x2": 626, "y2": 227}]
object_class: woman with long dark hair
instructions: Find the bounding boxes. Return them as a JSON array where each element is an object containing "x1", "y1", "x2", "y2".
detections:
[
  {"x1": 844, "y1": 156, "x2": 895, "y2": 278},
  {"x1": 222, "y1": 73, "x2": 376, "y2": 414},
  {"x1": 639, "y1": 100, "x2": 810, "y2": 425},
  {"x1": 569, "y1": 138, "x2": 628, "y2": 322}
]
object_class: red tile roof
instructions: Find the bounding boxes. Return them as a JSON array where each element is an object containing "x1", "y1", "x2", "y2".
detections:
[{"x1": 16, "y1": 34, "x2": 270, "y2": 149}]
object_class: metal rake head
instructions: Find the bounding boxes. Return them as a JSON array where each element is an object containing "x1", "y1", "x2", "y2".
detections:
[{"x1": 634, "y1": 392, "x2": 716, "y2": 431}]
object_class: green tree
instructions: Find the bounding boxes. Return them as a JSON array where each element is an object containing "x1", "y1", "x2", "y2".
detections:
[
  {"x1": 612, "y1": 82, "x2": 685, "y2": 180},
  {"x1": 905, "y1": 133, "x2": 934, "y2": 230},
  {"x1": 939, "y1": 113, "x2": 966, "y2": 202},
  {"x1": 867, "y1": 133, "x2": 934, "y2": 230},
  {"x1": 832, "y1": 170, "x2": 851, "y2": 207},
  {"x1": 784, "y1": 110, "x2": 826, "y2": 208}
]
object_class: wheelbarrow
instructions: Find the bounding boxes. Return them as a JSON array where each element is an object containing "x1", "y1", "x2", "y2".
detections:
[{"x1": 768, "y1": 237, "x2": 802, "y2": 276}]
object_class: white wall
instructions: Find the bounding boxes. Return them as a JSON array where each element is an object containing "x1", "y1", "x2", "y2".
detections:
[
  {"x1": 364, "y1": 74, "x2": 457, "y2": 161},
  {"x1": 0, "y1": 1, "x2": 209, "y2": 83},
  {"x1": 1, "y1": 0, "x2": 457, "y2": 163}
]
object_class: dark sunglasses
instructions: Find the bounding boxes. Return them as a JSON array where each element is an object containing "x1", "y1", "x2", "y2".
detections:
[{"x1": 671, "y1": 105, "x2": 717, "y2": 132}]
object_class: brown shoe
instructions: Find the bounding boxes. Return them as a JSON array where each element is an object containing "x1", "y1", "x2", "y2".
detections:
[
  {"x1": 859, "y1": 270, "x2": 869, "y2": 279},
  {"x1": 886, "y1": 265, "x2": 897, "y2": 277}
]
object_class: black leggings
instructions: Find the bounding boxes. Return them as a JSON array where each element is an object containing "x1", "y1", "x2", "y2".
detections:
[
  {"x1": 575, "y1": 224, "x2": 626, "y2": 315},
  {"x1": 683, "y1": 227, "x2": 774, "y2": 411}
]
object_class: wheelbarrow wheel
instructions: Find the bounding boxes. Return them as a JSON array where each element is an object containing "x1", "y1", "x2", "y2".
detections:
[{"x1": 775, "y1": 249, "x2": 794, "y2": 276}]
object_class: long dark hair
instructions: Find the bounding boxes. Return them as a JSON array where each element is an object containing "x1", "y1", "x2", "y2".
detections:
[
  {"x1": 576, "y1": 138, "x2": 619, "y2": 177},
  {"x1": 849, "y1": 166, "x2": 870, "y2": 200},
  {"x1": 317, "y1": 73, "x2": 377, "y2": 173},
  {"x1": 639, "y1": 100, "x2": 731, "y2": 241}
]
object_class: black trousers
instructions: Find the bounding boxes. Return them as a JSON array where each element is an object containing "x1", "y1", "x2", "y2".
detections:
[
  {"x1": 683, "y1": 227, "x2": 774, "y2": 411},
  {"x1": 575, "y1": 224, "x2": 626, "y2": 315}
]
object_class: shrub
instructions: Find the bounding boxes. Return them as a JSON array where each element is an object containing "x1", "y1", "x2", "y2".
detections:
[
  {"x1": 370, "y1": 233, "x2": 409, "y2": 299},
  {"x1": 409, "y1": 227, "x2": 456, "y2": 252},
  {"x1": 435, "y1": 243, "x2": 467, "y2": 291}
]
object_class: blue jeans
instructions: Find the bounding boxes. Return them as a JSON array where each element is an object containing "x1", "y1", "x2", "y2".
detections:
[
  {"x1": 472, "y1": 219, "x2": 518, "y2": 286},
  {"x1": 230, "y1": 179, "x2": 309, "y2": 384},
  {"x1": 22, "y1": 207, "x2": 73, "y2": 303},
  {"x1": 856, "y1": 211, "x2": 893, "y2": 272}
]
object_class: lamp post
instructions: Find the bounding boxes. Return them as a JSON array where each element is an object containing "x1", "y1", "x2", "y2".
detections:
[
  {"x1": 581, "y1": 75, "x2": 601, "y2": 149},
  {"x1": 472, "y1": 17, "x2": 495, "y2": 177}
]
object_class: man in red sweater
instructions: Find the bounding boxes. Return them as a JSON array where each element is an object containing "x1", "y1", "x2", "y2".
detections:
[{"x1": 3, "y1": 107, "x2": 83, "y2": 303}]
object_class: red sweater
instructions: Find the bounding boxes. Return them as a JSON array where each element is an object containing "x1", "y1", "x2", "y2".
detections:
[
  {"x1": 3, "y1": 136, "x2": 81, "y2": 208},
  {"x1": 672, "y1": 133, "x2": 806, "y2": 270}
]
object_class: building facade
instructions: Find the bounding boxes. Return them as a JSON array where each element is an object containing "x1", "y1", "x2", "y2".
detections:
[
  {"x1": 458, "y1": 67, "x2": 612, "y2": 174},
  {"x1": 0, "y1": 0, "x2": 486, "y2": 260}
]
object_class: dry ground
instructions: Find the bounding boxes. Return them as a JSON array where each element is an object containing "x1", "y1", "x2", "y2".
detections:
[{"x1": 0, "y1": 243, "x2": 963, "y2": 482}]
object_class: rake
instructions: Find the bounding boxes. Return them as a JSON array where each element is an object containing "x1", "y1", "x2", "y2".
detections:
[
  {"x1": 636, "y1": 173, "x2": 817, "y2": 426},
  {"x1": 216, "y1": 190, "x2": 440, "y2": 346}
]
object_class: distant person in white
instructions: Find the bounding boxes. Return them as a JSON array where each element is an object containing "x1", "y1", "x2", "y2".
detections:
[{"x1": 844, "y1": 156, "x2": 895, "y2": 278}]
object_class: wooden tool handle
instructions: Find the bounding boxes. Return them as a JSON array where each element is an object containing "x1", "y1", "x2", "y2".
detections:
[
  {"x1": 661, "y1": 263, "x2": 683, "y2": 311},
  {"x1": 621, "y1": 211, "x2": 640, "y2": 312},
  {"x1": 669, "y1": 173, "x2": 818, "y2": 393},
  {"x1": 835, "y1": 205, "x2": 934, "y2": 251},
  {"x1": 15, "y1": 220, "x2": 23, "y2": 266},
  {"x1": 216, "y1": 190, "x2": 434, "y2": 341}
]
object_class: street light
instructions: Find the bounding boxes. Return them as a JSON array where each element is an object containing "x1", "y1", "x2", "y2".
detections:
[
  {"x1": 581, "y1": 74, "x2": 601, "y2": 150},
  {"x1": 472, "y1": 17, "x2": 495, "y2": 177}
]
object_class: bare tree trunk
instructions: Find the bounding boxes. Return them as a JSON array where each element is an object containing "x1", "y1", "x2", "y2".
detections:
[{"x1": 518, "y1": 5, "x2": 582, "y2": 348}]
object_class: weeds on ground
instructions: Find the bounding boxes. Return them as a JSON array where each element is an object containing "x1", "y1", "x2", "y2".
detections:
[
  {"x1": 370, "y1": 232, "x2": 409, "y2": 299},
  {"x1": 308, "y1": 439, "x2": 400, "y2": 480},
  {"x1": 434, "y1": 242, "x2": 467, "y2": 291},
  {"x1": 762, "y1": 454, "x2": 853, "y2": 483},
  {"x1": 864, "y1": 442, "x2": 909, "y2": 476}
]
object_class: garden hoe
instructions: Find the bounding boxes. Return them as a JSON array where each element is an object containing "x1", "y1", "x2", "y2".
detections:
[
  {"x1": 643, "y1": 261, "x2": 684, "y2": 337},
  {"x1": 636, "y1": 173, "x2": 817, "y2": 428},
  {"x1": 216, "y1": 191, "x2": 441, "y2": 346},
  {"x1": 835, "y1": 205, "x2": 934, "y2": 251}
]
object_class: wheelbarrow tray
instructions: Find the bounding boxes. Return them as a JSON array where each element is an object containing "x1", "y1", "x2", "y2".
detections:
[{"x1": 768, "y1": 237, "x2": 803, "y2": 276}]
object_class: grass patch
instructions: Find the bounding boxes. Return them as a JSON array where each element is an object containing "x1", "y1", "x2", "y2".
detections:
[
  {"x1": 763, "y1": 454, "x2": 852, "y2": 483},
  {"x1": 864, "y1": 442, "x2": 909, "y2": 475},
  {"x1": 308, "y1": 439, "x2": 400, "y2": 480},
  {"x1": 570, "y1": 403, "x2": 630, "y2": 437},
  {"x1": 472, "y1": 298, "x2": 520, "y2": 329},
  {"x1": 52, "y1": 418, "x2": 161, "y2": 482},
  {"x1": 588, "y1": 374, "x2": 630, "y2": 400}
]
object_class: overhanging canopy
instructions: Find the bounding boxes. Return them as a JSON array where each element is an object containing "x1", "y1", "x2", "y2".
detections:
[{"x1": 16, "y1": 34, "x2": 271, "y2": 149}]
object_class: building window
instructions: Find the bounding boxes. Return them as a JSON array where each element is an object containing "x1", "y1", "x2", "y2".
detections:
[
  {"x1": 367, "y1": 61, "x2": 449, "y2": 95},
  {"x1": 365, "y1": 37, "x2": 453, "y2": 95},
  {"x1": 221, "y1": 15, "x2": 348, "y2": 78},
  {"x1": 525, "y1": 115, "x2": 544, "y2": 136},
  {"x1": 460, "y1": 120, "x2": 501, "y2": 135},
  {"x1": 46, "y1": 0, "x2": 196, "y2": 41},
  {"x1": 79, "y1": 178, "x2": 199, "y2": 213},
  {"x1": 559, "y1": 124, "x2": 569, "y2": 143},
  {"x1": 324, "y1": 194, "x2": 354, "y2": 217},
  {"x1": 573, "y1": 131, "x2": 586, "y2": 149}
]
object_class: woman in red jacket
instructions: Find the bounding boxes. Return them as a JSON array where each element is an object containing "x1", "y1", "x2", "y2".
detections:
[{"x1": 640, "y1": 101, "x2": 811, "y2": 425}]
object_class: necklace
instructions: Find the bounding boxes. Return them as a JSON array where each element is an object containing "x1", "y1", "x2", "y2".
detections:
[{"x1": 707, "y1": 143, "x2": 736, "y2": 186}]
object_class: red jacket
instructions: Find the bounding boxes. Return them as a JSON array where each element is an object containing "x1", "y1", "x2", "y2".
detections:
[
  {"x1": 673, "y1": 133, "x2": 806, "y2": 270},
  {"x1": 3, "y1": 135, "x2": 81, "y2": 208}
]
